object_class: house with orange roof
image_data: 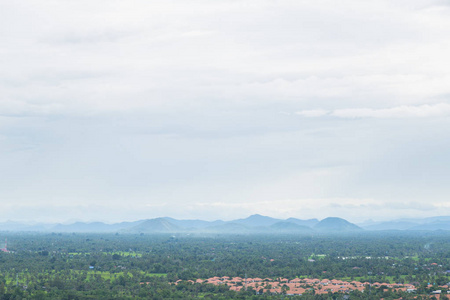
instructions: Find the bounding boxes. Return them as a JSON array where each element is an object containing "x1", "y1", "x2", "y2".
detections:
[
  {"x1": 287, "y1": 288, "x2": 305, "y2": 296},
  {"x1": 331, "y1": 279, "x2": 341, "y2": 284},
  {"x1": 272, "y1": 287, "x2": 282, "y2": 293},
  {"x1": 207, "y1": 278, "x2": 223, "y2": 285}
]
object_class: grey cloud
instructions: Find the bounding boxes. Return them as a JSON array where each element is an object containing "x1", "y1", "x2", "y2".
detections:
[{"x1": 1, "y1": 0, "x2": 450, "y2": 222}]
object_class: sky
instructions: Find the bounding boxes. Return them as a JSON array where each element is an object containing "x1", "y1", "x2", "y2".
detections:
[{"x1": 1, "y1": 0, "x2": 450, "y2": 223}]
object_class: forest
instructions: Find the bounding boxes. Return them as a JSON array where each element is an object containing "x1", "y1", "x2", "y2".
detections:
[{"x1": 0, "y1": 231, "x2": 449, "y2": 299}]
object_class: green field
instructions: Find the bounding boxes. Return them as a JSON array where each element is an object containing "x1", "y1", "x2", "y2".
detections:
[
  {"x1": 72, "y1": 270, "x2": 166, "y2": 281},
  {"x1": 103, "y1": 251, "x2": 143, "y2": 257},
  {"x1": 308, "y1": 254, "x2": 326, "y2": 260}
]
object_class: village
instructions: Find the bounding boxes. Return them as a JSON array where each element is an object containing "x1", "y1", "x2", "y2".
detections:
[{"x1": 172, "y1": 276, "x2": 450, "y2": 298}]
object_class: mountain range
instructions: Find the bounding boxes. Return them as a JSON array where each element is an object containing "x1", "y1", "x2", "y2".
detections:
[
  {"x1": 1, "y1": 214, "x2": 450, "y2": 234},
  {"x1": 357, "y1": 216, "x2": 450, "y2": 231}
]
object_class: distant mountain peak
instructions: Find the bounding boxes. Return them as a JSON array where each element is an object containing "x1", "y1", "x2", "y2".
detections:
[
  {"x1": 270, "y1": 221, "x2": 312, "y2": 232},
  {"x1": 125, "y1": 218, "x2": 180, "y2": 233},
  {"x1": 233, "y1": 214, "x2": 281, "y2": 227},
  {"x1": 314, "y1": 217, "x2": 362, "y2": 231},
  {"x1": 286, "y1": 217, "x2": 319, "y2": 227},
  {"x1": 247, "y1": 214, "x2": 269, "y2": 219}
]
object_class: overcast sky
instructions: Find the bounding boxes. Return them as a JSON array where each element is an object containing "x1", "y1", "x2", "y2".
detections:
[{"x1": 1, "y1": 0, "x2": 450, "y2": 223}]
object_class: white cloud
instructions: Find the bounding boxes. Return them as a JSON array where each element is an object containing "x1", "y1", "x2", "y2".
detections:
[
  {"x1": 296, "y1": 103, "x2": 450, "y2": 119},
  {"x1": 295, "y1": 109, "x2": 329, "y2": 117},
  {"x1": 333, "y1": 103, "x2": 450, "y2": 118}
]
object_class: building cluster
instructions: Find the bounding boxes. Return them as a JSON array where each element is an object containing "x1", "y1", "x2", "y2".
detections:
[{"x1": 174, "y1": 277, "x2": 419, "y2": 296}]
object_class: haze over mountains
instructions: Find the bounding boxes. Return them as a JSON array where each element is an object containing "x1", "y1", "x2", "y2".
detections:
[
  {"x1": 1, "y1": 214, "x2": 450, "y2": 233},
  {"x1": 358, "y1": 216, "x2": 450, "y2": 231}
]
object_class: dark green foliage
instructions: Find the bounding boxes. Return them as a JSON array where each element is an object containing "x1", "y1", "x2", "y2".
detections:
[{"x1": 0, "y1": 231, "x2": 448, "y2": 298}]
